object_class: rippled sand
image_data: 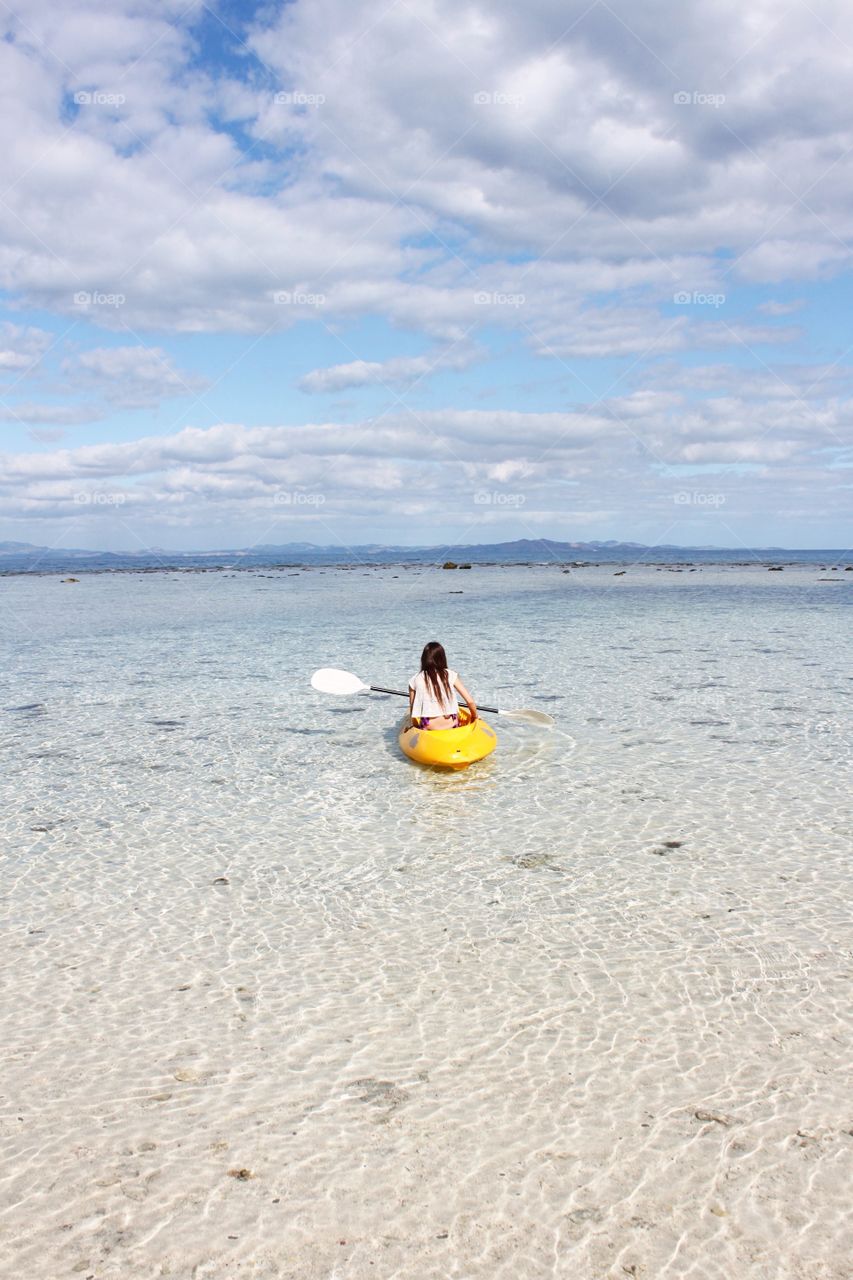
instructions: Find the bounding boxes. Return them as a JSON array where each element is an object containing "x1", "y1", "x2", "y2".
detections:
[{"x1": 1, "y1": 565, "x2": 851, "y2": 1278}]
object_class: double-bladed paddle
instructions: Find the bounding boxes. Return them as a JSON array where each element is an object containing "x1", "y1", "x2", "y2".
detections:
[{"x1": 310, "y1": 667, "x2": 555, "y2": 728}]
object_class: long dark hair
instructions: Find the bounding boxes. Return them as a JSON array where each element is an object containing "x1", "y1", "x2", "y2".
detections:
[{"x1": 421, "y1": 640, "x2": 451, "y2": 703}]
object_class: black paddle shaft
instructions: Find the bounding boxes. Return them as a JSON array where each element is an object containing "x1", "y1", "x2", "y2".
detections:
[{"x1": 369, "y1": 684, "x2": 499, "y2": 715}]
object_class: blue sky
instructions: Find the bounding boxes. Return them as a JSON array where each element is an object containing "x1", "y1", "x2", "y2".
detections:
[{"x1": 1, "y1": 0, "x2": 851, "y2": 551}]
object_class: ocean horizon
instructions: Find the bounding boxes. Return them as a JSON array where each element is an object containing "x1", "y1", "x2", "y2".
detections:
[{"x1": 2, "y1": 540, "x2": 853, "y2": 574}]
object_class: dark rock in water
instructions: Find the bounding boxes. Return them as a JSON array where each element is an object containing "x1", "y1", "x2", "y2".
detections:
[
  {"x1": 768, "y1": 566, "x2": 784, "y2": 571},
  {"x1": 61, "y1": 577, "x2": 79, "y2": 583},
  {"x1": 459, "y1": 563, "x2": 472, "y2": 569},
  {"x1": 565, "y1": 1207, "x2": 601, "y2": 1226},
  {"x1": 442, "y1": 561, "x2": 458, "y2": 569},
  {"x1": 7, "y1": 703, "x2": 46, "y2": 713},
  {"x1": 213, "y1": 876, "x2": 229, "y2": 885},
  {"x1": 448, "y1": 590, "x2": 464, "y2": 593},
  {"x1": 662, "y1": 840, "x2": 683, "y2": 848},
  {"x1": 228, "y1": 1168, "x2": 255, "y2": 1180},
  {"x1": 694, "y1": 1108, "x2": 736, "y2": 1126},
  {"x1": 348, "y1": 1078, "x2": 409, "y2": 1108},
  {"x1": 614, "y1": 570, "x2": 627, "y2": 576},
  {"x1": 513, "y1": 851, "x2": 553, "y2": 868}
]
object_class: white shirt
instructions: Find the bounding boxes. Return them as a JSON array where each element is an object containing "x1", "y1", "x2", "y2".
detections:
[{"x1": 409, "y1": 669, "x2": 459, "y2": 718}]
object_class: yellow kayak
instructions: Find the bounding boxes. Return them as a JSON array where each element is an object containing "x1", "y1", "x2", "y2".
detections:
[{"x1": 398, "y1": 706, "x2": 497, "y2": 770}]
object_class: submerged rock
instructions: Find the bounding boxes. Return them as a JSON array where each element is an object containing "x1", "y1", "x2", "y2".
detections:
[
  {"x1": 348, "y1": 1078, "x2": 409, "y2": 1108},
  {"x1": 695, "y1": 1108, "x2": 736, "y2": 1126}
]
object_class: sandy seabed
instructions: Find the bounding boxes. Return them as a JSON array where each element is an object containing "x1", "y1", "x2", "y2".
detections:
[{"x1": 1, "y1": 565, "x2": 851, "y2": 1278}]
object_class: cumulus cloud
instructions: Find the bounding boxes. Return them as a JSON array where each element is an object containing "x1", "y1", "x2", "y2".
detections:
[
  {"x1": 0, "y1": 323, "x2": 53, "y2": 372},
  {"x1": 0, "y1": 339, "x2": 208, "y2": 434},
  {"x1": 0, "y1": 402, "x2": 101, "y2": 425},
  {"x1": 0, "y1": 0, "x2": 851, "y2": 346},
  {"x1": 756, "y1": 300, "x2": 805, "y2": 318},
  {"x1": 0, "y1": 0, "x2": 852, "y2": 545},
  {"x1": 298, "y1": 343, "x2": 480, "y2": 393},
  {"x1": 0, "y1": 371, "x2": 848, "y2": 515},
  {"x1": 65, "y1": 345, "x2": 209, "y2": 407}
]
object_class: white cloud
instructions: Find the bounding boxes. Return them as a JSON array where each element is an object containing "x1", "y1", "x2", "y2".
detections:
[
  {"x1": 66, "y1": 345, "x2": 208, "y2": 407},
  {"x1": 0, "y1": 0, "x2": 850, "y2": 349},
  {"x1": 1, "y1": 1, "x2": 852, "y2": 546},
  {"x1": 0, "y1": 402, "x2": 100, "y2": 425},
  {"x1": 0, "y1": 323, "x2": 53, "y2": 372},
  {"x1": 0, "y1": 372, "x2": 848, "y2": 509},
  {"x1": 756, "y1": 300, "x2": 805, "y2": 317},
  {"x1": 298, "y1": 343, "x2": 480, "y2": 393}
]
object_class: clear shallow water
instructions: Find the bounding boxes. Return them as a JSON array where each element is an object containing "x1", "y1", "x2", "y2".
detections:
[{"x1": 1, "y1": 565, "x2": 851, "y2": 1279}]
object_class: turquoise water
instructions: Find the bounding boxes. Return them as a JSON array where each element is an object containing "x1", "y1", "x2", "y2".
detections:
[{"x1": 1, "y1": 564, "x2": 851, "y2": 1278}]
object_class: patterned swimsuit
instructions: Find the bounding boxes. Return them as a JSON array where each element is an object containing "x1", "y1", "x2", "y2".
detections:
[{"x1": 414, "y1": 713, "x2": 459, "y2": 730}]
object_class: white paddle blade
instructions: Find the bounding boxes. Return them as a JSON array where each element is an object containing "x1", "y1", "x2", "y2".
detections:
[
  {"x1": 498, "y1": 708, "x2": 556, "y2": 728},
  {"x1": 310, "y1": 668, "x2": 369, "y2": 696}
]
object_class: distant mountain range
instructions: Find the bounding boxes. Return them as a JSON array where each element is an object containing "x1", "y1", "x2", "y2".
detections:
[{"x1": 0, "y1": 535, "x2": 839, "y2": 574}]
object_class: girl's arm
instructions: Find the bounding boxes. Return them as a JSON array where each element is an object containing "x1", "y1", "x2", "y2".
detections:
[
  {"x1": 453, "y1": 676, "x2": 477, "y2": 721},
  {"x1": 408, "y1": 686, "x2": 415, "y2": 720}
]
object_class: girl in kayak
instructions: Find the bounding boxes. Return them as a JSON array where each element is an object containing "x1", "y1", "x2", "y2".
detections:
[{"x1": 408, "y1": 641, "x2": 478, "y2": 730}]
